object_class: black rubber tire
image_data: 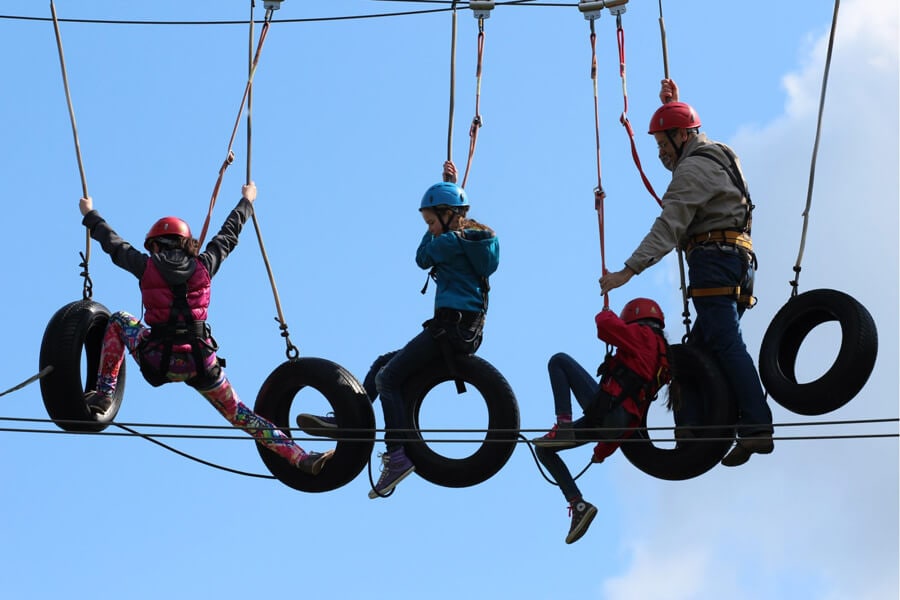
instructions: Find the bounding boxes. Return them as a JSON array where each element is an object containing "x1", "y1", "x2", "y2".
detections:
[
  {"x1": 759, "y1": 289, "x2": 878, "y2": 416},
  {"x1": 39, "y1": 299, "x2": 126, "y2": 433},
  {"x1": 253, "y1": 358, "x2": 374, "y2": 493},
  {"x1": 401, "y1": 355, "x2": 519, "y2": 488},
  {"x1": 620, "y1": 343, "x2": 737, "y2": 481}
]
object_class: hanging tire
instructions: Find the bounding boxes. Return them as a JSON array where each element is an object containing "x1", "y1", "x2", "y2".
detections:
[
  {"x1": 620, "y1": 343, "x2": 736, "y2": 481},
  {"x1": 401, "y1": 355, "x2": 519, "y2": 488},
  {"x1": 253, "y1": 358, "x2": 374, "y2": 493},
  {"x1": 39, "y1": 299, "x2": 126, "y2": 433},
  {"x1": 759, "y1": 289, "x2": 877, "y2": 416}
]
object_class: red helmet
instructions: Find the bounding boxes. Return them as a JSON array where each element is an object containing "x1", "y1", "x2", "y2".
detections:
[
  {"x1": 620, "y1": 298, "x2": 665, "y2": 327},
  {"x1": 648, "y1": 102, "x2": 701, "y2": 133},
  {"x1": 144, "y1": 217, "x2": 192, "y2": 250}
]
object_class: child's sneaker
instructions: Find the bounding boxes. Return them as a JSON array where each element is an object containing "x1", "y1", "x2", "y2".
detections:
[
  {"x1": 296, "y1": 450, "x2": 335, "y2": 475},
  {"x1": 296, "y1": 413, "x2": 338, "y2": 437},
  {"x1": 368, "y1": 449, "x2": 415, "y2": 499},
  {"x1": 84, "y1": 390, "x2": 113, "y2": 416},
  {"x1": 566, "y1": 499, "x2": 598, "y2": 544},
  {"x1": 532, "y1": 422, "x2": 576, "y2": 448}
]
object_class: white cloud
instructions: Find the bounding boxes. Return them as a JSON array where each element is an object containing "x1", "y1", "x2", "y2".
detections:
[
  {"x1": 602, "y1": 1, "x2": 899, "y2": 598},
  {"x1": 603, "y1": 543, "x2": 723, "y2": 600}
]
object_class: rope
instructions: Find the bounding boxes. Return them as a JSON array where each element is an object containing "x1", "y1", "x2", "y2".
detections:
[
  {"x1": 50, "y1": 0, "x2": 93, "y2": 300},
  {"x1": 615, "y1": 12, "x2": 662, "y2": 207},
  {"x1": 520, "y1": 433, "x2": 594, "y2": 487},
  {"x1": 447, "y1": 1, "x2": 458, "y2": 162},
  {"x1": 655, "y1": 0, "x2": 692, "y2": 339},
  {"x1": 658, "y1": 0, "x2": 670, "y2": 79},
  {"x1": 576, "y1": 19, "x2": 609, "y2": 310},
  {"x1": 1, "y1": 5, "x2": 461, "y2": 26},
  {"x1": 790, "y1": 0, "x2": 840, "y2": 298},
  {"x1": 2, "y1": 424, "x2": 895, "y2": 444},
  {"x1": 113, "y1": 422, "x2": 275, "y2": 479},
  {"x1": 460, "y1": 16, "x2": 486, "y2": 189},
  {"x1": 587, "y1": 18, "x2": 609, "y2": 311},
  {"x1": 1, "y1": 412, "x2": 896, "y2": 443},
  {"x1": 0, "y1": 367, "x2": 53, "y2": 398},
  {"x1": 197, "y1": 6, "x2": 275, "y2": 247},
  {"x1": 8, "y1": 1, "x2": 559, "y2": 27},
  {"x1": 242, "y1": 1, "x2": 299, "y2": 360}
]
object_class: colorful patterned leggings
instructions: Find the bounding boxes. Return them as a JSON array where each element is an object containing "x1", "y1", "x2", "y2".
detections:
[{"x1": 97, "y1": 311, "x2": 309, "y2": 466}]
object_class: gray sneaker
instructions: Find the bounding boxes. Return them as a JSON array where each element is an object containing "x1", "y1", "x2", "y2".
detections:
[
  {"x1": 296, "y1": 450, "x2": 335, "y2": 475},
  {"x1": 296, "y1": 413, "x2": 338, "y2": 437},
  {"x1": 532, "y1": 422, "x2": 577, "y2": 448},
  {"x1": 368, "y1": 449, "x2": 415, "y2": 499},
  {"x1": 566, "y1": 499, "x2": 598, "y2": 544},
  {"x1": 84, "y1": 390, "x2": 113, "y2": 416}
]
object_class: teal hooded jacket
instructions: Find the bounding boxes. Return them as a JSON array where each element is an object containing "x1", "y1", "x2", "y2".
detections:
[{"x1": 416, "y1": 228, "x2": 499, "y2": 314}]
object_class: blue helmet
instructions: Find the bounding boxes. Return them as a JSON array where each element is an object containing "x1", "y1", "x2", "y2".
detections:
[{"x1": 420, "y1": 182, "x2": 468, "y2": 211}]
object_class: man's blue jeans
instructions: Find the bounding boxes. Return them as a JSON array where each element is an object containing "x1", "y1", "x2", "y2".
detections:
[{"x1": 684, "y1": 244, "x2": 773, "y2": 436}]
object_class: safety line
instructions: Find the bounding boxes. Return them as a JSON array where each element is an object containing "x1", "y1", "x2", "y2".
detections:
[
  {"x1": 585, "y1": 16, "x2": 609, "y2": 310},
  {"x1": 447, "y1": 1, "x2": 458, "y2": 162},
  {"x1": 1, "y1": 1, "x2": 556, "y2": 27},
  {"x1": 242, "y1": 1, "x2": 300, "y2": 360},
  {"x1": 0, "y1": 367, "x2": 53, "y2": 398},
  {"x1": 1, "y1": 414, "x2": 896, "y2": 432},
  {"x1": 459, "y1": 11, "x2": 486, "y2": 189},
  {"x1": 790, "y1": 0, "x2": 840, "y2": 297},
  {"x1": 197, "y1": 5, "x2": 275, "y2": 247},
  {"x1": 113, "y1": 422, "x2": 275, "y2": 479},
  {"x1": 0, "y1": 7, "x2": 452, "y2": 26},
  {"x1": 2, "y1": 426, "x2": 895, "y2": 443},
  {"x1": 50, "y1": 0, "x2": 94, "y2": 300},
  {"x1": 614, "y1": 10, "x2": 661, "y2": 206},
  {"x1": 655, "y1": 0, "x2": 693, "y2": 342},
  {"x1": 520, "y1": 433, "x2": 592, "y2": 487}
]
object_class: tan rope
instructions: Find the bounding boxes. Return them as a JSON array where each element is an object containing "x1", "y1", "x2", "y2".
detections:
[{"x1": 50, "y1": 0, "x2": 93, "y2": 299}]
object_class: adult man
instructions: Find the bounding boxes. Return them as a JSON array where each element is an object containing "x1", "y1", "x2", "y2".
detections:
[{"x1": 599, "y1": 79, "x2": 773, "y2": 467}]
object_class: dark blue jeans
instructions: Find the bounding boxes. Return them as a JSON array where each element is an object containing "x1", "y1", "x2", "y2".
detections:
[
  {"x1": 684, "y1": 244, "x2": 773, "y2": 436},
  {"x1": 375, "y1": 328, "x2": 444, "y2": 452},
  {"x1": 536, "y1": 352, "x2": 631, "y2": 502}
]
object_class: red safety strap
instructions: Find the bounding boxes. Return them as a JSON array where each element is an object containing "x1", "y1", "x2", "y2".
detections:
[
  {"x1": 461, "y1": 19, "x2": 486, "y2": 189},
  {"x1": 615, "y1": 14, "x2": 662, "y2": 207}
]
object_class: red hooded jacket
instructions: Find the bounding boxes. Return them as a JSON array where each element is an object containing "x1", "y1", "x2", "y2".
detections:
[{"x1": 592, "y1": 310, "x2": 669, "y2": 463}]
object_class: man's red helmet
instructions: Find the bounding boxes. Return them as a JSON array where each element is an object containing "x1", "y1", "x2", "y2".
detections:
[
  {"x1": 620, "y1": 298, "x2": 665, "y2": 328},
  {"x1": 145, "y1": 217, "x2": 192, "y2": 250},
  {"x1": 648, "y1": 102, "x2": 701, "y2": 133}
]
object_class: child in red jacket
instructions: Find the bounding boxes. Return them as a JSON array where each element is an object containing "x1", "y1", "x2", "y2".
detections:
[{"x1": 533, "y1": 298, "x2": 670, "y2": 544}]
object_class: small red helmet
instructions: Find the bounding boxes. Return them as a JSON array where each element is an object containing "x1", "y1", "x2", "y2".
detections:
[
  {"x1": 648, "y1": 102, "x2": 701, "y2": 134},
  {"x1": 145, "y1": 217, "x2": 192, "y2": 250},
  {"x1": 620, "y1": 298, "x2": 665, "y2": 328}
]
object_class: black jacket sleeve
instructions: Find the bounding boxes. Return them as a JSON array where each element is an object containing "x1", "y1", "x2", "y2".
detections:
[
  {"x1": 199, "y1": 197, "x2": 254, "y2": 277},
  {"x1": 82, "y1": 210, "x2": 148, "y2": 279}
]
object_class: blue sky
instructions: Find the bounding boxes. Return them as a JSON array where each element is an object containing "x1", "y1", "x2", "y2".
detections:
[{"x1": 1, "y1": 1, "x2": 897, "y2": 599}]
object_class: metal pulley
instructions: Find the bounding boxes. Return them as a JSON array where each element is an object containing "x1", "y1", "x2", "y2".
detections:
[
  {"x1": 578, "y1": 0, "x2": 629, "y2": 21},
  {"x1": 470, "y1": 1, "x2": 495, "y2": 20}
]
